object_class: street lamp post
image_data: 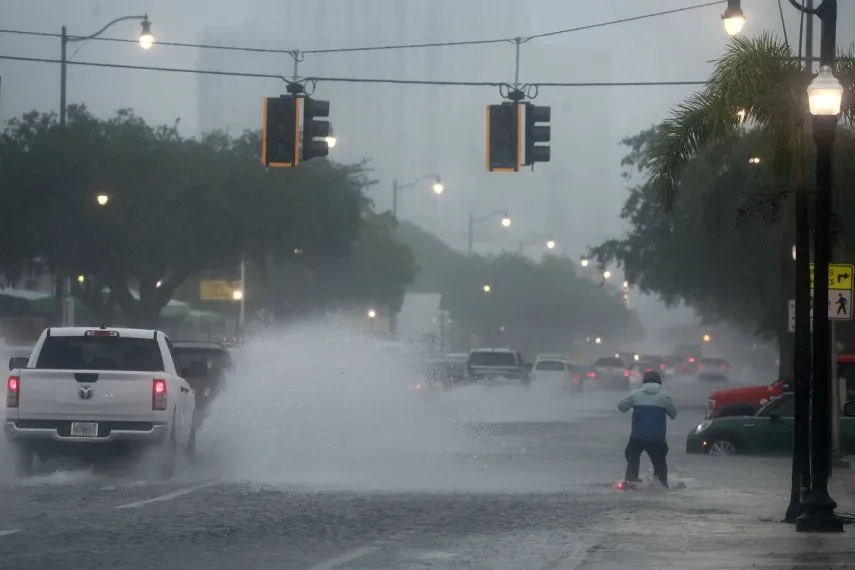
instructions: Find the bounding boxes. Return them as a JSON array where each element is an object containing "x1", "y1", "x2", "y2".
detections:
[
  {"x1": 798, "y1": 0, "x2": 843, "y2": 534},
  {"x1": 391, "y1": 174, "x2": 443, "y2": 219},
  {"x1": 58, "y1": 15, "x2": 153, "y2": 327},
  {"x1": 468, "y1": 211, "x2": 511, "y2": 254}
]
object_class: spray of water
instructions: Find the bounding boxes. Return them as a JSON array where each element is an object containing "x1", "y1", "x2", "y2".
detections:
[{"x1": 199, "y1": 317, "x2": 620, "y2": 491}]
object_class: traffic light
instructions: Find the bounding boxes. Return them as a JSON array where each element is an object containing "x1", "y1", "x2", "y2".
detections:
[
  {"x1": 262, "y1": 96, "x2": 301, "y2": 168},
  {"x1": 486, "y1": 103, "x2": 523, "y2": 172},
  {"x1": 524, "y1": 103, "x2": 551, "y2": 166},
  {"x1": 302, "y1": 97, "x2": 331, "y2": 161}
]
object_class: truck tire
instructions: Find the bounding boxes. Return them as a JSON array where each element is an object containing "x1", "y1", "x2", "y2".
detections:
[
  {"x1": 160, "y1": 429, "x2": 177, "y2": 480},
  {"x1": 185, "y1": 416, "x2": 197, "y2": 463},
  {"x1": 11, "y1": 444, "x2": 34, "y2": 477}
]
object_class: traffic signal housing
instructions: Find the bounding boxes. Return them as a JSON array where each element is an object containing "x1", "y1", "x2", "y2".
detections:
[
  {"x1": 524, "y1": 103, "x2": 551, "y2": 166},
  {"x1": 486, "y1": 103, "x2": 523, "y2": 172},
  {"x1": 262, "y1": 96, "x2": 301, "y2": 168},
  {"x1": 302, "y1": 97, "x2": 331, "y2": 161}
]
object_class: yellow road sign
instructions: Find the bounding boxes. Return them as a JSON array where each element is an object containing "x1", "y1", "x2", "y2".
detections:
[
  {"x1": 810, "y1": 263, "x2": 854, "y2": 291},
  {"x1": 199, "y1": 280, "x2": 241, "y2": 301}
]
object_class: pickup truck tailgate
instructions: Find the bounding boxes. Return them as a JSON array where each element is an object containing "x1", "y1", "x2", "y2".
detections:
[
  {"x1": 14, "y1": 369, "x2": 159, "y2": 422},
  {"x1": 469, "y1": 366, "x2": 525, "y2": 380}
]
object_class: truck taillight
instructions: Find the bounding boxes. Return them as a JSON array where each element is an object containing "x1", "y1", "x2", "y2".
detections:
[
  {"x1": 6, "y1": 376, "x2": 19, "y2": 408},
  {"x1": 624, "y1": 369, "x2": 630, "y2": 377},
  {"x1": 152, "y1": 379, "x2": 167, "y2": 411}
]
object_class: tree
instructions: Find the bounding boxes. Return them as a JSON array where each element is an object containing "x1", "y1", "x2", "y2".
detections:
[
  {"x1": 396, "y1": 222, "x2": 642, "y2": 354},
  {"x1": 239, "y1": 211, "x2": 417, "y2": 319},
  {"x1": 592, "y1": 122, "x2": 855, "y2": 368},
  {"x1": 646, "y1": 33, "x2": 854, "y2": 209},
  {"x1": 0, "y1": 106, "x2": 366, "y2": 326}
]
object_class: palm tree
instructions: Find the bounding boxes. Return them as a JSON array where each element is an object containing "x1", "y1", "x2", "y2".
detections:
[
  {"x1": 646, "y1": 32, "x2": 854, "y2": 209},
  {"x1": 643, "y1": 31, "x2": 854, "y2": 523}
]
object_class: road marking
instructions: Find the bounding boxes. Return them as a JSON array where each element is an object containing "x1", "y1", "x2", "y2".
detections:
[
  {"x1": 307, "y1": 545, "x2": 379, "y2": 570},
  {"x1": 114, "y1": 481, "x2": 218, "y2": 510},
  {"x1": 0, "y1": 529, "x2": 22, "y2": 538}
]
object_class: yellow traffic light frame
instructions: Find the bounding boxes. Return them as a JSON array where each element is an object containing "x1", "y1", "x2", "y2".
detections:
[
  {"x1": 486, "y1": 103, "x2": 523, "y2": 172},
  {"x1": 261, "y1": 96, "x2": 302, "y2": 168}
]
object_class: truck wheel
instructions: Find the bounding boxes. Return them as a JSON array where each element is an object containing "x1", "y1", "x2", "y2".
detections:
[
  {"x1": 185, "y1": 419, "x2": 197, "y2": 463},
  {"x1": 12, "y1": 445, "x2": 34, "y2": 477},
  {"x1": 160, "y1": 430, "x2": 177, "y2": 480}
]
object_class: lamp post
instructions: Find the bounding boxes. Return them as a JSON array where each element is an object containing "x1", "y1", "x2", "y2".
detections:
[
  {"x1": 367, "y1": 308, "x2": 376, "y2": 332},
  {"x1": 58, "y1": 15, "x2": 153, "y2": 327},
  {"x1": 468, "y1": 211, "x2": 511, "y2": 254},
  {"x1": 517, "y1": 235, "x2": 557, "y2": 253},
  {"x1": 800, "y1": 1, "x2": 843, "y2": 534},
  {"x1": 391, "y1": 174, "x2": 443, "y2": 219},
  {"x1": 722, "y1": 0, "x2": 843, "y2": 531}
]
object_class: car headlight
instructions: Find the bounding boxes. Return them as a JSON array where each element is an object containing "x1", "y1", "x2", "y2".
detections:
[{"x1": 694, "y1": 420, "x2": 712, "y2": 434}]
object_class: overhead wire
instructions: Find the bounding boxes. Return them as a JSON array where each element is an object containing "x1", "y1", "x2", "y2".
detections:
[
  {"x1": 0, "y1": 1, "x2": 726, "y2": 57},
  {"x1": 0, "y1": 54, "x2": 707, "y2": 88}
]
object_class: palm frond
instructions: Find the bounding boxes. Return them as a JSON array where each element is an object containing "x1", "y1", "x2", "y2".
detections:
[
  {"x1": 649, "y1": 33, "x2": 803, "y2": 210},
  {"x1": 836, "y1": 45, "x2": 855, "y2": 125}
]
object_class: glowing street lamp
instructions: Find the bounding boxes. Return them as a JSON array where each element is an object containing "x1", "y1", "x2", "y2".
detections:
[
  {"x1": 722, "y1": 0, "x2": 746, "y2": 36},
  {"x1": 367, "y1": 309, "x2": 377, "y2": 319},
  {"x1": 594, "y1": 337, "x2": 602, "y2": 344},
  {"x1": 432, "y1": 178, "x2": 444, "y2": 195},
  {"x1": 703, "y1": 334, "x2": 712, "y2": 343},
  {"x1": 545, "y1": 239, "x2": 556, "y2": 250},
  {"x1": 501, "y1": 215, "x2": 512, "y2": 228},
  {"x1": 77, "y1": 275, "x2": 85, "y2": 283},
  {"x1": 603, "y1": 270, "x2": 612, "y2": 280},
  {"x1": 483, "y1": 284, "x2": 492, "y2": 293},
  {"x1": 580, "y1": 258, "x2": 590, "y2": 267},
  {"x1": 96, "y1": 193, "x2": 110, "y2": 206},
  {"x1": 808, "y1": 65, "x2": 845, "y2": 117},
  {"x1": 138, "y1": 18, "x2": 155, "y2": 49},
  {"x1": 232, "y1": 290, "x2": 243, "y2": 301}
]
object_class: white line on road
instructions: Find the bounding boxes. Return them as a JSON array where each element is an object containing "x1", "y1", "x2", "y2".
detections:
[
  {"x1": 307, "y1": 545, "x2": 379, "y2": 570},
  {"x1": 0, "y1": 529, "x2": 22, "y2": 538},
  {"x1": 114, "y1": 481, "x2": 219, "y2": 510}
]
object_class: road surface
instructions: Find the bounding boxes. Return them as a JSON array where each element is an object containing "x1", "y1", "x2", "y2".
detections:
[{"x1": 1, "y1": 369, "x2": 845, "y2": 568}]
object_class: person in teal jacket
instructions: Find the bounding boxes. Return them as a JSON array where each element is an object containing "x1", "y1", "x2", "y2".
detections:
[{"x1": 618, "y1": 370, "x2": 677, "y2": 487}]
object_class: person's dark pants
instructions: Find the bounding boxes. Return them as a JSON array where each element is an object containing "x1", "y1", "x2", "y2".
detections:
[{"x1": 624, "y1": 437, "x2": 669, "y2": 487}]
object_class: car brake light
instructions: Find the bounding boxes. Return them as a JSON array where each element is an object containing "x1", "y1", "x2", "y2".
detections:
[
  {"x1": 624, "y1": 369, "x2": 630, "y2": 377},
  {"x1": 6, "y1": 375, "x2": 19, "y2": 408},
  {"x1": 152, "y1": 379, "x2": 167, "y2": 411},
  {"x1": 415, "y1": 383, "x2": 423, "y2": 391},
  {"x1": 660, "y1": 364, "x2": 665, "y2": 370},
  {"x1": 688, "y1": 357, "x2": 695, "y2": 363},
  {"x1": 573, "y1": 373, "x2": 581, "y2": 380},
  {"x1": 586, "y1": 371, "x2": 596, "y2": 378},
  {"x1": 721, "y1": 364, "x2": 729, "y2": 370}
]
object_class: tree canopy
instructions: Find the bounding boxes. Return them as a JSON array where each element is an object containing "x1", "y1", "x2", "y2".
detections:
[
  {"x1": 0, "y1": 106, "x2": 414, "y2": 326},
  {"x1": 397, "y1": 222, "x2": 642, "y2": 354}
]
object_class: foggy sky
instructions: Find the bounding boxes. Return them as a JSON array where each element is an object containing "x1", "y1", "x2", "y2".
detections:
[{"x1": 1, "y1": 0, "x2": 853, "y2": 336}]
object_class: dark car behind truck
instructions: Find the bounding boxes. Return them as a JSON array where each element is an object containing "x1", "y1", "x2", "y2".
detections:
[{"x1": 172, "y1": 341, "x2": 233, "y2": 418}]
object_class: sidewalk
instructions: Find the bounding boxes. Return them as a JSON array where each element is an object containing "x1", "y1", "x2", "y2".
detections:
[{"x1": 576, "y1": 473, "x2": 855, "y2": 568}]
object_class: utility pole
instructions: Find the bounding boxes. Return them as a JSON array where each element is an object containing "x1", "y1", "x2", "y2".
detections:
[
  {"x1": 467, "y1": 214, "x2": 474, "y2": 255},
  {"x1": 392, "y1": 180, "x2": 399, "y2": 219},
  {"x1": 238, "y1": 255, "x2": 246, "y2": 340}
]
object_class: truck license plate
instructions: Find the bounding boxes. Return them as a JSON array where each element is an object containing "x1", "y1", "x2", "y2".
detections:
[{"x1": 70, "y1": 422, "x2": 98, "y2": 437}]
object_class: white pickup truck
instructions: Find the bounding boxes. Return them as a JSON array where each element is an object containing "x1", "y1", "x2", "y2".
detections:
[{"x1": 4, "y1": 326, "x2": 204, "y2": 479}]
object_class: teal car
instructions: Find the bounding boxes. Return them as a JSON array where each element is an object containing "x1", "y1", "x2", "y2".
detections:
[{"x1": 686, "y1": 392, "x2": 855, "y2": 455}]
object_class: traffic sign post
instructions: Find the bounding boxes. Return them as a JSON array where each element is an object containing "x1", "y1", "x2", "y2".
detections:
[{"x1": 808, "y1": 290, "x2": 852, "y2": 321}]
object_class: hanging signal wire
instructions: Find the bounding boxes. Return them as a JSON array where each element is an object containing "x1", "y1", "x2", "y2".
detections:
[
  {"x1": 0, "y1": 1, "x2": 725, "y2": 57},
  {"x1": 0, "y1": 54, "x2": 708, "y2": 88}
]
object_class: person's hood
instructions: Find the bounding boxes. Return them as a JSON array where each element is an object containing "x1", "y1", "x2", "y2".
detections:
[{"x1": 641, "y1": 382, "x2": 662, "y2": 394}]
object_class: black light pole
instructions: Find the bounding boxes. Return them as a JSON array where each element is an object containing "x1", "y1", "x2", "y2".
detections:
[
  {"x1": 467, "y1": 210, "x2": 512, "y2": 255},
  {"x1": 391, "y1": 174, "x2": 443, "y2": 220},
  {"x1": 58, "y1": 15, "x2": 153, "y2": 327},
  {"x1": 786, "y1": 0, "x2": 816, "y2": 523},
  {"x1": 796, "y1": 0, "x2": 843, "y2": 534}
]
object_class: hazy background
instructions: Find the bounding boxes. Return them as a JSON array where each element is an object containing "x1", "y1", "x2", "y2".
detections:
[{"x1": 2, "y1": 0, "x2": 852, "y2": 339}]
